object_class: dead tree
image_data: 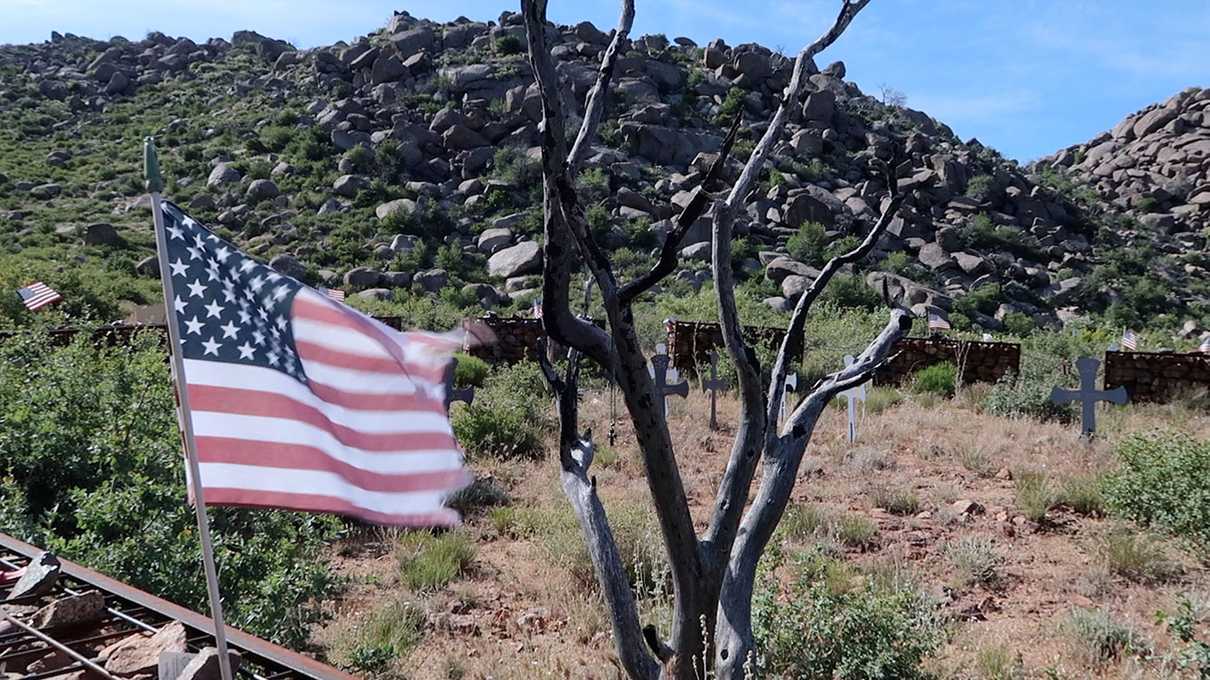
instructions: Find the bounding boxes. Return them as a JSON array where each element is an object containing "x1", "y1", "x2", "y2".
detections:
[{"x1": 521, "y1": 1, "x2": 911, "y2": 678}]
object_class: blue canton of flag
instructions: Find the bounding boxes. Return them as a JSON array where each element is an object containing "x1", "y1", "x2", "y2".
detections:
[{"x1": 163, "y1": 203, "x2": 307, "y2": 381}]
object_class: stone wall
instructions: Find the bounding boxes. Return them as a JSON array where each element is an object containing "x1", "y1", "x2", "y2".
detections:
[
  {"x1": 666, "y1": 320, "x2": 796, "y2": 373},
  {"x1": 462, "y1": 316, "x2": 545, "y2": 364},
  {"x1": 1104, "y1": 350, "x2": 1210, "y2": 403},
  {"x1": 874, "y1": 337, "x2": 1021, "y2": 386}
]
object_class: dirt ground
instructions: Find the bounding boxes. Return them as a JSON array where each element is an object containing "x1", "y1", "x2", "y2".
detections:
[{"x1": 312, "y1": 386, "x2": 1209, "y2": 679}]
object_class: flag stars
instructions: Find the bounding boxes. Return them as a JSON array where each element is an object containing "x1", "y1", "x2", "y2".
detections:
[
  {"x1": 169, "y1": 258, "x2": 189, "y2": 277},
  {"x1": 220, "y1": 321, "x2": 239, "y2": 340},
  {"x1": 215, "y1": 245, "x2": 231, "y2": 263},
  {"x1": 173, "y1": 295, "x2": 187, "y2": 314},
  {"x1": 201, "y1": 337, "x2": 223, "y2": 357},
  {"x1": 166, "y1": 223, "x2": 184, "y2": 240},
  {"x1": 204, "y1": 300, "x2": 225, "y2": 319},
  {"x1": 184, "y1": 316, "x2": 205, "y2": 335},
  {"x1": 237, "y1": 342, "x2": 256, "y2": 360},
  {"x1": 186, "y1": 279, "x2": 207, "y2": 298}
]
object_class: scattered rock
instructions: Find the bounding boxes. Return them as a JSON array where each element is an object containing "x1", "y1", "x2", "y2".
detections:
[
  {"x1": 103, "y1": 621, "x2": 187, "y2": 676},
  {"x1": 488, "y1": 241, "x2": 542, "y2": 278}
]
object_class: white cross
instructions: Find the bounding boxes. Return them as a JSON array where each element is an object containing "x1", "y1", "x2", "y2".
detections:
[{"x1": 840, "y1": 355, "x2": 867, "y2": 443}]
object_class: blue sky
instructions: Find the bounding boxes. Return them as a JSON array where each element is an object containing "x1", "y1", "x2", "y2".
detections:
[{"x1": 4, "y1": 0, "x2": 1208, "y2": 161}]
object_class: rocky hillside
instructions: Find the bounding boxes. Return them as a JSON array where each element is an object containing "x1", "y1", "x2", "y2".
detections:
[
  {"x1": 1037, "y1": 87, "x2": 1210, "y2": 333},
  {"x1": 0, "y1": 11, "x2": 1205, "y2": 334}
]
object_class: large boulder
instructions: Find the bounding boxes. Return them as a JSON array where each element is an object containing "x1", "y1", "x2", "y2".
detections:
[
  {"x1": 332, "y1": 174, "x2": 370, "y2": 197},
  {"x1": 84, "y1": 223, "x2": 121, "y2": 246},
  {"x1": 477, "y1": 228, "x2": 513, "y2": 254},
  {"x1": 390, "y1": 27, "x2": 434, "y2": 57},
  {"x1": 622, "y1": 124, "x2": 722, "y2": 166},
  {"x1": 488, "y1": 241, "x2": 542, "y2": 278},
  {"x1": 207, "y1": 163, "x2": 241, "y2": 189},
  {"x1": 245, "y1": 179, "x2": 279, "y2": 201},
  {"x1": 375, "y1": 198, "x2": 416, "y2": 221}
]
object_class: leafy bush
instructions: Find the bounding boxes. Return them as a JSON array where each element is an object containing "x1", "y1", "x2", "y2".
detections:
[
  {"x1": 1101, "y1": 431, "x2": 1210, "y2": 546},
  {"x1": 0, "y1": 333, "x2": 341, "y2": 647},
  {"x1": 965, "y1": 174, "x2": 996, "y2": 202},
  {"x1": 494, "y1": 34, "x2": 523, "y2": 55},
  {"x1": 983, "y1": 362, "x2": 1073, "y2": 424},
  {"x1": 452, "y1": 361, "x2": 550, "y2": 459},
  {"x1": 912, "y1": 361, "x2": 957, "y2": 397},
  {"x1": 820, "y1": 272, "x2": 881, "y2": 310},
  {"x1": 453, "y1": 353, "x2": 490, "y2": 388},
  {"x1": 753, "y1": 550, "x2": 944, "y2": 679},
  {"x1": 785, "y1": 221, "x2": 828, "y2": 266}
]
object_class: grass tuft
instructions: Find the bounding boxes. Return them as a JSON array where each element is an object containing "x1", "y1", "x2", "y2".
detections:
[
  {"x1": 396, "y1": 530, "x2": 476, "y2": 592},
  {"x1": 946, "y1": 535, "x2": 1002, "y2": 588}
]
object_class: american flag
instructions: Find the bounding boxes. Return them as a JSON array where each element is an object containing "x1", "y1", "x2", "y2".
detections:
[
  {"x1": 1199, "y1": 336, "x2": 1210, "y2": 354},
  {"x1": 927, "y1": 311, "x2": 950, "y2": 331},
  {"x1": 531, "y1": 298, "x2": 542, "y2": 319},
  {"x1": 17, "y1": 282, "x2": 62, "y2": 311},
  {"x1": 1121, "y1": 329, "x2": 1138, "y2": 351},
  {"x1": 320, "y1": 287, "x2": 346, "y2": 302},
  {"x1": 159, "y1": 201, "x2": 471, "y2": 526}
]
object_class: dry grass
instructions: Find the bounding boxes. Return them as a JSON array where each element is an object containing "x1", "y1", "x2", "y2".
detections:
[{"x1": 313, "y1": 386, "x2": 1210, "y2": 679}]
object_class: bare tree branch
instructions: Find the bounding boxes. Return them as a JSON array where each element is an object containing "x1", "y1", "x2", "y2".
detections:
[
  {"x1": 724, "y1": 0, "x2": 871, "y2": 210},
  {"x1": 567, "y1": 0, "x2": 635, "y2": 173},
  {"x1": 765, "y1": 160, "x2": 903, "y2": 435},
  {"x1": 618, "y1": 114, "x2": 743, "y2": 306},
  {"x1": 714, "y1": 308, "x2": 911, "y2": 678},
  {"x1": 535, "y1": 339, "x2": 659, "y2": 679}
]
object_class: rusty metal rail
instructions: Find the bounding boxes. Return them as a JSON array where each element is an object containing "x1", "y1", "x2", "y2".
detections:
[{"x1": 0, "y1": 532, "x2": 357, "y2": 680}]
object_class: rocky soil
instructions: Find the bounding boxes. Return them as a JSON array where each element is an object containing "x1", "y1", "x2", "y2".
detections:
[{"x1": 0, "y1": 11, "x2": 1206, "y2": 331}]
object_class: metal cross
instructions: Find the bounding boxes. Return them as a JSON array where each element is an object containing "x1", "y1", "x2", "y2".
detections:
[
  {"x1": 649, "y1": 344, "x2": 688, "y2": 420},
  {"x1": 702, "y1": 350, "x2": 730, "y2": 431},
  {"x1": 1049, "y1": 356, "x2": 1127, "y2": 437},
  {"x1": 780, "y1": 372, "x2": 799, "y2": 425},
  {"x1": 442, "y1": 357, "x2": 475, "y2": 412},
  {"x1": 840, "y1": 355, "x2": 867, "y2": 443}
]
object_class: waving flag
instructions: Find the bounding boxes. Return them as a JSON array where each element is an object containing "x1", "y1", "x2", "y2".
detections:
[
  {"x1": 1121, "y1": 329, "x2": 1138, "y2": 351},
  {"x1": 17, "y1": 282, "x2": 62, "y2": 311},
  {"x1": 927, "y1": 311, "x2": 950, "y2": 331},
  {"x1": 158, "y1": 201, "x2": 470, "y2": 525},
  {"x1": 319, "y1": 287, "x2": 346, "y2": 302},
  {"x1": 1199, "y1": 337, "x2": 1210, "y2": 354}
]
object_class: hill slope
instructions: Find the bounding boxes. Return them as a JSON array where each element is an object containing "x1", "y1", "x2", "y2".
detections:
[{"x1": 0, "y1": 12, "x2": 1204, "y2": 333}]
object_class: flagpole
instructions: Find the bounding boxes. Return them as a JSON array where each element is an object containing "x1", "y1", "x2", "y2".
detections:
[{"x1": 145, "y1": 138, "x2": 236, "y2": 680}]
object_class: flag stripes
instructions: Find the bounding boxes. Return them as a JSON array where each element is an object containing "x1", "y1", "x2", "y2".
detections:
[
  {"x1": 159, "y1": 199, "x2": 470, "y2": 526},
  {"x1": 17, "y1": 282, "x2": 62, "y2": 311},
  {"x1": 1121, "y1": 329, "x2": 1138, "y2": 351}
]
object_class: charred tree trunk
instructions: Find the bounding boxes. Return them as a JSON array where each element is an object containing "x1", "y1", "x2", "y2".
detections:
[{"x1": 520, "y1": 1, "x2": 905, "y2": 678}]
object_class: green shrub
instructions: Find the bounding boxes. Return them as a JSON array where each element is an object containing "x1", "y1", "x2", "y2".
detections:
[
  {"x1": 820, "y1": 272, "x2": 881, "y2": 310},
  {"x1": 396, "y1": 530, "x2": 475, "y2": 592},
  {"x1": 331, "y1": 597, "x2": 425, "y2": 673},
  {"x1": 1014, "y1": 470, "x2": 1056, "y2": 523},
  {"x1": 1101, "y1": 431, "x2": 1210, "y2": 546},
  {"x1": 1063, "y1": 608, "x2": 1147, "y2": 667},
  {"x1": 785, "y1": 221, "x2": 828, "y2": 266},
  {"x1": 983, "y1": 360, "x2": 1073, "y2": 424},
  {"x1": 965, "y1": 174, "x2": 995, "y2": 202},
  {"x1": 1158, "y1": 596, "x2": 1210, "y2": 676},
  {"x1": 753, "y1": 550, "x2": 944, "y2": 679},
  {"x1": 494, "y1": 34, "x2": 523, "y2": 55},
  {"x1": 452, "y1": 353, "x2": 490, "y2": 388},
  {"x1": 0, "y1": 333, "x2": 340, "y2": 648},
  {"x1": 871, "y1": 486, "x2": 920, "y2": 516},
  {"x1": 451, "y1": 361, "x2": 550, "y2": 460},
  {"x1": 1098, "y1": 529, "x2": 1176, "y2": 584},
  {"x1": 912, "y1": 361, "x2": 957, "y2": 397},
  {"x1": 946, "y1": 535, "x2": 1002, "y2": 588}
]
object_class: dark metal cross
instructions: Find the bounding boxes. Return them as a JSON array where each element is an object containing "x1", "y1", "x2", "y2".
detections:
[
  {"x1": 1049, "y1": 356, "x2": 1127, "y2": 436},
  {"x1": 650, "y1": 345, "x2": 688, "y2": 420},
  {"x1": 702, "y1": 350, "x2": 730, "y2": 431},
  {"x1": 442, "y1": 357, "x2": 475, "y2": 412}
]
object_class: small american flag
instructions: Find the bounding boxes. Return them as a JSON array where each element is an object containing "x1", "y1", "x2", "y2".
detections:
[
  {"x1": 159, "y1": 202, "x2": 470, "y2": 525},
  {"x1": 1199, "y1": 337, "x2": 1210, "y2": 354},
  {"x1": 320, "y1": 287, "x2": 346, "y2": 302},
  {"x1": 927, "y1": 311, "x2": 950, "y2": 331},
  {"x1": 1121, "y1": 329, "x2": 1138, "y2": 351},
  {"x1": 531, "y1": 298, "x2": 542, "y2": 319},
  {"x1": 17, "y1": 282, "x2": 62, "y2": 311}
]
